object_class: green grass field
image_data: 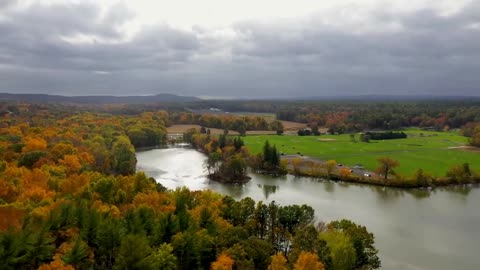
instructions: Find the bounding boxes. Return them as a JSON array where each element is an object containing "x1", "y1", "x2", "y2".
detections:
[{"x1": 242, "y1": 129, "x2": 480, "y2": 176}]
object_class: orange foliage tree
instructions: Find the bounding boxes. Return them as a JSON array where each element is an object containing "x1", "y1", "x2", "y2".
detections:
[
  {"x1": 22, "y1": 137, "x2": 48, "y2": 152},
  {"x1": 211, "y1": 253, "x2": 235, "y2": 270},
  {"x1": 338, "y1": 168, "x2": 352, "y2": 179},
  {"x1": 294, "y1": 252, "x2": 324, "y2": 270}
]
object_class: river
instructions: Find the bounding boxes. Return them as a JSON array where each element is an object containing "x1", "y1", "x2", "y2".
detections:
[{"x1": 136, "y1": 146, "x2": 480, "y2": 270}]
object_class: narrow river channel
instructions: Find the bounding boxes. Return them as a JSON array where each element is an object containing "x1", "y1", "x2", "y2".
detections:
[{"x1": 137, "y1": 146, "x2": 480, "y2": 270}]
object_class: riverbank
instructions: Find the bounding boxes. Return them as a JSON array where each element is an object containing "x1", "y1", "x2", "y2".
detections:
[
  {"x1": 283, "y1": 156, "x2": 480, "y2": 188},
  {"x1": 287, "y1": 167, "x2": 480, "y2": 188}
]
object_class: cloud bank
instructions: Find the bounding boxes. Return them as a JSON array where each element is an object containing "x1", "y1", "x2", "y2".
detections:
[{"x1": 0, "y1": 0, "x2": 479, "y2": 98}]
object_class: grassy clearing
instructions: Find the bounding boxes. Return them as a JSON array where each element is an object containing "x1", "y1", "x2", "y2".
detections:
[
  {"x1": 242, "y1": 129, "x2": 480, "y2": 177},
  {"x1": 167, "y1": 119, "x2": 307, "y2": 135},
  {"x1": 227, "y1": 112, "x2": 277, "y2": 121}
]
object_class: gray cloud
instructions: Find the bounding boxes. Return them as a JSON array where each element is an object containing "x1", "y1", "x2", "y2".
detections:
[
  {"x1": 0, "y1": 1, "x2": 479, "y2": 97},
  {"x1": 0, "y1": 0, "x2": 16, "y2": 10},
  {"x1": 226, "y1": 2, "x2": 480, "y2": 96},
  {"x1": 0, "y1": 2, "x2": 200, "y2": 73}
]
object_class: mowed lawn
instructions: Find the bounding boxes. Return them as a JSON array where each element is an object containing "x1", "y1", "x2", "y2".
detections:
[{"x1": 242, "y1": 129, "x2": 480, "y2": 177}]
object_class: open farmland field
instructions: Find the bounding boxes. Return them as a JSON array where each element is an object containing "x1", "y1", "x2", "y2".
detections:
[
  {"x1": 227, "y1": 112, "x2": 277, "y2": 121},
  {"x1": 279, "y1": 120, "x2": 308, "y2": 133},
  {"x1": 166, "y1": 119, "x2": 308, "y2": 136},
  {"x1": 243, "y1": 129, "x2": 480, "y2": 176}
]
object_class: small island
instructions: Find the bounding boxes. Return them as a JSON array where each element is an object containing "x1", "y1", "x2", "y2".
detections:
[
  {"x1": 184, "y1": 130, "x2": 287, "y2": 183},
  {"x1": 184, "y1": 130, "x2": 252, "y2": 183},
  {"x1": 208, "y1": 171, "x2": 252, "y2": 183}
]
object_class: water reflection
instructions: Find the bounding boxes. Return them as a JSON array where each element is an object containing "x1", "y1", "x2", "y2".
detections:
[
  {"x1": 406, "y1": 188, "x2": 431, "y2": 199},
  {"x1": 443, "y1": 184, "x2": 475, "y2": 204},
  {"x1": 441, "y1": 184, "x2": 474, "y2": 196},
  {"x1": 323, "y1": 180, "x2": 335, "y2": 193},
  {"x1": 370, "y1": 185, "x2": 475, "y2": 202},
  {"x1": 257, "y1": 184, "x2": 279, "y2": 199}
]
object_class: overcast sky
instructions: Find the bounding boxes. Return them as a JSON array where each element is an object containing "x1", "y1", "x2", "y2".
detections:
[{"x1": 0, "y1": 0, "x2": 479, "y2": 98}]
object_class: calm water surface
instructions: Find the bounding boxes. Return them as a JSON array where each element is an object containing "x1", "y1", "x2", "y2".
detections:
[{"x1": 137, "y1": 146, "x2": 480, "y2": 270}]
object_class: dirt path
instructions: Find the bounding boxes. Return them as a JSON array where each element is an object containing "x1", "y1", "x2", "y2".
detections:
[{"x1": 448, "y1": 146, "x2": 480, "y2": 152}]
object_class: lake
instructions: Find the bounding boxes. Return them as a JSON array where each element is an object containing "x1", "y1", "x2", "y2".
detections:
[{"x1": 136, "y1": 146, "x2": 480, "y2": 270}]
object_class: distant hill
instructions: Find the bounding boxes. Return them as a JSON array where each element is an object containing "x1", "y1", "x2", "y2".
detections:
[
  {"x1": 0, "y1": 93, "x2": 201, "y2": 104},
  {"x1": 290, "y1": 95, "x2": 480, "y2": 101}
]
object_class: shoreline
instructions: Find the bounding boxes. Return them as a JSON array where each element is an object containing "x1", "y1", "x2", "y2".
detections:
[
  {"x1": 207, "y1": 174, "x2": 252, "y2": 184},
  {"x1": 285, "y1": 163, "x2": 480, "y2": 188},
  {"x1": 137, "y1": 144, "x2": 480, "y2": 189}
]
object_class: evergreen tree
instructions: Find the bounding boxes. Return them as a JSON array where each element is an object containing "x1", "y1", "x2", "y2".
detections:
[
  {"x1": 271, "y1": 145, "x2": 280, "y2": 167},
  {"x1": 95, "y1": 218, "x2": 124, "y2": 269},
  {"x1": 148, "y1": 243, "x2": 177, "y2": 270},
  {"x1": 62, "y1": 238, "x2": 89, "y2": 269},
  {"x1": 114, "y1": 234, "x2": 154, "y2": 270},
  {"x1": 0, "y1": 229, "x2": 29, "y2": 269},
  {"x1": 263, "y1": 140, "x2": 272, "y2": 164},
  {"x1": 233, "y1": 137, "x2": 244, "y2": 151},
  {"x1": 219, "y1": 134, "x2": 227, "y2": 149}
]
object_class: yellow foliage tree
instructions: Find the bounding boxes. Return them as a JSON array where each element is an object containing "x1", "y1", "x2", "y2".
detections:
[
  {"x1": 22, "y1": 137, "x2": 47, "y2": 152},
  {"x1": 20, "y1": 168, "x2": 55, "y2": 203},
  {"x1": 268, "y1": 253, "x2": 289, "y2": 270},
  {"x1": 291, "y1": 158, "x2": 303, "y2": 175},
  {"x1": 324, "y1": 160, "x2": 337, "y2": 179},
  {"x1": 133, "y1": 192, "x2": 170, "y2": 213},
  {"x1": 309, "y1": 162, "x2": 323, "y2": 177},
  {"x1": 375, "y1": 157, "x2": 399, "y2": 180},
  {"x1": 0, "y1": 165, "x2": 27, "y2": 203},
  {"x1": 59, "y1": 155, "x2": 82, "y2": 174},
  {"x1": 61, "y1": 173, "x2": 91, "y2": 196},
  {"x1": 294, "y1": 252, "x2": 324, "y2": 270}
]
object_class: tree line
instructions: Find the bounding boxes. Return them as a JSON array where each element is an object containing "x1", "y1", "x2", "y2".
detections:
[
  {"x1": 170, "y1": 112, "x2": 284, "y2": 135},
  {"x1": 461, "y1": 123, "x2": 480, "y2": 147},
  {"x1": 172, "y1": 99, "x2": 480, "y2": 133},
  {"x1": 363, "y1": 131, "x2": 407, "y2": 141}
]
